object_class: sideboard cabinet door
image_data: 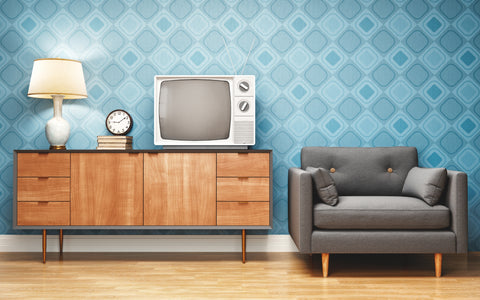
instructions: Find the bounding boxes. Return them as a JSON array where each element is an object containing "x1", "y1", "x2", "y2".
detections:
[
  {"x1": 144, "y1": 153, "x2": 216, "y2": 226},
  {"x1": 71, "y1": 153, "x2": 144, "y2": 226}
]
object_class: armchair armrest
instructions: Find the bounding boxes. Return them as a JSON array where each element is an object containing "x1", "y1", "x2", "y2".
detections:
[
  {"x1": 445, "y1": 170, "x2": 468, "y2": 253},
  {"x1": 288, "y1": 167, "x2": 313, "y2": 253}
]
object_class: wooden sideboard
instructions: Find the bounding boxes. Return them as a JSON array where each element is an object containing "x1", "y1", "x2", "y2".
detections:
[{"x1": 14, "y1": 150, "x2": 272, "y2": 263}]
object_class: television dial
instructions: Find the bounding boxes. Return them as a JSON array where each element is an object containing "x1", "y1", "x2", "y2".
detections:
[
  {"x1": 239, "y1": 81, "x2": 249, "y2": 92},
  {"x1": 239, "y1": 100, "x2": 250, "y2": 112}
]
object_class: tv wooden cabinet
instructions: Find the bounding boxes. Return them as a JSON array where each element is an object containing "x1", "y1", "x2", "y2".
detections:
[{"x1": 14, "y1": 150, "x2": 272, "y2": 263}]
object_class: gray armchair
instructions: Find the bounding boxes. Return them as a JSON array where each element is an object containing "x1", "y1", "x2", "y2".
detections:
[{"x1": 288, "y1": 147, "x2": 468, "y2": 277}]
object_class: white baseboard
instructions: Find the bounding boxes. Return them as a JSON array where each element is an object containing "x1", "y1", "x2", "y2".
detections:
[{"x1": 0, "y1": 234, "x2": 299, "y2": 253}]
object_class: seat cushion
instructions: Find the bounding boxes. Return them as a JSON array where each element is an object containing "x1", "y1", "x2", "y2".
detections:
[{"x1": 314, "y1": 196, "x2": 450, "y2": 230}]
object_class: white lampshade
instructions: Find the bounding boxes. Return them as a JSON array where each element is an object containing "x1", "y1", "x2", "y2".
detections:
[{"x1": 28, "y1": 58, "x2": 87, "y2": 99}]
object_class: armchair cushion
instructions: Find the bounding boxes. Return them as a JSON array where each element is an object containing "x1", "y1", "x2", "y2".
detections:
[
  {"x1": 306, "y1": 167, "x2": 339, "y2": 206},
  {"x1": 402, "y1": 167, "x2": 447, "y2": 206},
  {"x1": 314, "y1": 196, "x2": 450, "y2": 230},
  {"x1": 301, "y1": 147, "x2": 418, "y2": 196}
]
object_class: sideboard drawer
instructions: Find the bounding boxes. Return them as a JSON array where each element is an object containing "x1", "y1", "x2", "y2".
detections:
[
  {"x1": 17, "y1": 153, "x2": 70, "y2": 177},
  {"x1": 17, "y1": 202, "x2": 70, "y2": 226},
  {"x1": 217, "y1": 177, "x2": 269, "y2": 202},
  {"x1": 217, "y1": 153, "x2": 269, "y2": 177},
  {"x1": 17, "y1": 178, "x2": 70, "y2": 202},
  {"x1": 217, "y1": 202, "x2": 269, "y2": 226}
]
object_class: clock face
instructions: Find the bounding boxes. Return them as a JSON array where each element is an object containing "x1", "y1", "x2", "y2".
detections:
[{"x1": 106, "y1": 110, "x2": 133, "y2": 135}]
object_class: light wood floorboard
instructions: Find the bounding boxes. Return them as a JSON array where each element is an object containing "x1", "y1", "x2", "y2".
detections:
[{"x1": 0, "y1": 252, "x2": 479, "y2": 299}]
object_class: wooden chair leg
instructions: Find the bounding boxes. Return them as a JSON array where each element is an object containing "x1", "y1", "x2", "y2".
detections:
[
  {"x1": 435, "y1": 253, "x2": 442, "y2": 277},
  {"x1": 322, "y1": 253, "x2": 329, "y2": 277}
]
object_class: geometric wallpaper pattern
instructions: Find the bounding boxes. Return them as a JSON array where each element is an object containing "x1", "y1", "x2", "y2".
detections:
[{"x1": 1, "y1": 1, "x2": 480, "y2": 250}]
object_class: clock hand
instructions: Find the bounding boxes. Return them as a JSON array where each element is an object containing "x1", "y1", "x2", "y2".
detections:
[{"x1": 112, "y1": 116, "x2": 128, "y2": 123}]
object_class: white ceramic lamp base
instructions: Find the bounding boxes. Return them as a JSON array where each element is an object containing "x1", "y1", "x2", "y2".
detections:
[{"x1": 46, "y1": 95, "x2": 70, "y2": 150}]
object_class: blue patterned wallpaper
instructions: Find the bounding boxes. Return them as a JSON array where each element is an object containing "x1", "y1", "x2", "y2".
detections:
[{"x1": 1, "y1": 0, "x2": 480, "y2": 249}]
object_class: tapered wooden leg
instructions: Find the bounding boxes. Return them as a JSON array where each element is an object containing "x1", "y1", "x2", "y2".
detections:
[
  {"x1": 59, "y1": 229, "x2": 63, "y2": 255},
  {"x1": 42, "y1": 229, "x2": 46, "y2": 264},
  {"x1": 322, "y1": 253, "x2": 329, "y2": 277},
  {"x1": 435, "y1": 253, "x2": 442, "y2": 277},
  {"x1": 242, "y1": 229, "x2": 246, "y2": 264}
]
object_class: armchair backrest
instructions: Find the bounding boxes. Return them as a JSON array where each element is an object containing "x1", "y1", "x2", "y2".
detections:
[{"x1": 301, "y1": 147, "x2": 418, "y2": 196}]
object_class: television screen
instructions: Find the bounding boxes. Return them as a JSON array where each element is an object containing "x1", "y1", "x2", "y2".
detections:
[{"x1": 159, "y1": 79, "x2": 231, "y2": 141}]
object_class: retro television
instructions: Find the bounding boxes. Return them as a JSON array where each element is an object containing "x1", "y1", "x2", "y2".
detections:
[{"x1": 154, "y1": 75, "x2": 255, "y2": 148}]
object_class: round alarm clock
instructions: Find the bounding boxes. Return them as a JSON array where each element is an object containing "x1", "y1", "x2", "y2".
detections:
[{"x1": 106, "y1": 109, "x2": 133, "y2": 135}]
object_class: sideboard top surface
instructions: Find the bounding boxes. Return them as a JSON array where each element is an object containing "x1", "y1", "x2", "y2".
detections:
[{"x1": 14, "y1": 149, "x2": 272, "y2": 154}]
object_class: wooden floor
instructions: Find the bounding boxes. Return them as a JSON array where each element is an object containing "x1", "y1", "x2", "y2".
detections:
[{"x1": 1, "y1": 252, "x2": 480, "y2": 299}]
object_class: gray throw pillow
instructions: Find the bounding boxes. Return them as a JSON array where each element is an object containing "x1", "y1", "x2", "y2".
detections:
[
  {"x1": 402, "y1": 167, "x2": 447, "y2": 206},
  {"x1": 306, "y1": 167, "x2": 339, "y2": 206}
]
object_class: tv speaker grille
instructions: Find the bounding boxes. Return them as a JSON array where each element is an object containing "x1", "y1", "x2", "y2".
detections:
[{"x1": 234, "y1": 121, "x2": 254, "y2": 144}]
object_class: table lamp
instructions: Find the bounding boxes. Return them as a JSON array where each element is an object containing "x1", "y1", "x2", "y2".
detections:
[{"x1": 28, "y1": 58, "x2": 87, "y2": 150}]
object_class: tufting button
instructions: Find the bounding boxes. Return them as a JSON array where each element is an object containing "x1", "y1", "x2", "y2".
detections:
[
  {"x1": 330, "y1": 168, "x2": 336, "y2": 173},
  {"x1": 387, "y1": 168, "x2": 393, "y2": 173}
]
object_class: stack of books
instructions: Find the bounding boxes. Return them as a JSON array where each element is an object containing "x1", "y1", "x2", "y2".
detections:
[{"x1": 97, "y1": 136, "x2": 133, "y2": 150}]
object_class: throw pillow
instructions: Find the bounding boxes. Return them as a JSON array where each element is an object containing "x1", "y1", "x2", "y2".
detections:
[
  {"x1": 402, "y1": 167, "x2": 447, "y2": 206},
  {"x1": 306, "y1": 167, "x2": 339, "y2": 206}
]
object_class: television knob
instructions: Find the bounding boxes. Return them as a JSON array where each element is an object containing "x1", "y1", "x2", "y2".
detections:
[
  {"x1": 238, "y1": 100, "x2": 249, "y2": 112},
  {"x1": 239, "y1": 81, "x2": 249, "y2": 92}
]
